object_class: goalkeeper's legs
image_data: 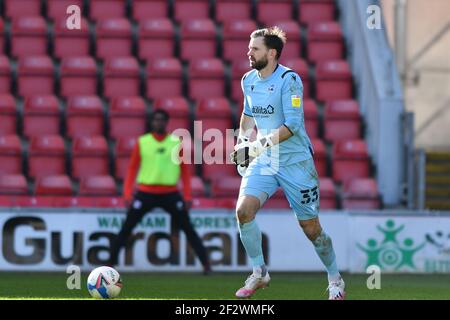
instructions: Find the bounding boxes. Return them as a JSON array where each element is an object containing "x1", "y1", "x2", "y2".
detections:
[{"x1": 235, "y1": 195, "x2": 270, "y2": 298}]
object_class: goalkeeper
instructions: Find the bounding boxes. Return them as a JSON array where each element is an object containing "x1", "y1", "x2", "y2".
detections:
[{"x1": 231, "y1": 27, "x2": 345, "y2": 300}]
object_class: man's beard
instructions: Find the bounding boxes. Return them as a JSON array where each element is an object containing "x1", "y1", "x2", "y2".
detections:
[{"x1": 251, "y1": 56, "x2": 269, "y2": 71}]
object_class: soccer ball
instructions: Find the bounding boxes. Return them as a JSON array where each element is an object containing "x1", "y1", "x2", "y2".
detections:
[{"x1": 87, "y1": 266, "x2": 122, "y2": 299}]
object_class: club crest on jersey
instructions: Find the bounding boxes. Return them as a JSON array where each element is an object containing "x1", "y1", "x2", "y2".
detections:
[
  {"x1": 291, "y1": 95, "x2": 301, "y2": 108},
  {"x1": 268, "y1": 84, "x2": 275, "y2": 92}
]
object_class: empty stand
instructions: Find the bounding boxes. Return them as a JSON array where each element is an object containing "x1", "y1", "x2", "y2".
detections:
[
  {"x1": 0, "y1": 174, "x2": 28, "y2": 195},
  {"x1": 146, "y1": 58, "x2": 183, "y2": 99},
  {"x1": 298, "y1": 0, "x2": 336, "y2": 26},
  {"x1": 319, "y1": 177, "x2": 337, "y2": 209},
  {"x1": 324, "y1": 100, "x2": 361, "y2": 142},
  {"x1": 257, "y1": 0, "x2": 293, "y2": 26},
  {"x1": 60, "y1": 56, "x2": 98, "y2": 97},
  {"x1": 35, "y1": 175, "x2": 73, "y2": 195},
  {"x1": 0, "y1": 56, "x2": 10, "y2": 93},
  {"x1": 11, "y1": 16, "x2": 48, "y2": 58},
  {"x1": 89, "y1": 0, "x2": 126, "y2": 21},
  {"x1": 47, "y1": 0, "x2": 84, "y2": 21},
  {"x1": 103, "y1": 57, "x2": 140, "y2": 98},
  {"x1": 230, "y1": 59, "x2": 251, "y2": 102},
  {"x1": 311, "y1": 138, "x2": 327, "y2": 177},
  {"x1": 23, "y1": 95, "x2": 60, "y2": 137},
  {"x1": 215, "y1": 0, "x2": 252, "y2": 23},
  {"x1": 188, "y1": 58, "x2": 225, "y2": 100},
  {"x1": 174, "y1": 0, "x2": 210, "y2": 23},
  {"x1": 315, "y1": 60, "x2": 353, "y2": 102},
  {"x1": 0, "y1": 94, "x2": 17, "y2": 136},
  {"x1": 109, "y1": 96, "x2": 146, "y2": 140},
  {"x1": 132, "y1": 0, "x2": 168, "y2": 22},
  {"x1": 66, "y1": 95, "x2": 104, "y2": 138},
  {"x1": 96, "y1": 18, "x2": 132, "y2": 59},
  {"x1": 0, "y1": 135, "x2": 22, "y2": 175},
  {"x1": 332, "y1": 140, "x2": 370, "y2": 184},
  {"x1": 53, "y1": 18, "x2": 90, "y2": 59},
  {"x1": 342, "y1": 178, "x2": 381, "y2": 209},
  {"x1": 180, "y1": 19, "x2": 216, "y2": 61},
  {"x1": 274, "y1": 20, "x2": 302, "y2": 60},
  {"x1": 79, "y1": 175, "x2": 117, "y2": 196},
  {"x1": 17, "y1": 56, "x2": 54, "y2": 96},
  {"x1": 5, "y1": 0, "x2": 41, "y2": 20},
  {"x1": 307, "y1": 21, "x2": 344, "y2": 63},
  {"x1": 222, "y1": 20, "x2": 257, "y2": 62},
  {"x1": 303, "y1": 99, "x2": 319, "y2": 138},
  {"x1": 71, "y1": 136, "x2": 110, "y2": 179},
  {"x1": 138, "y1": 18, "x2": 175, "y2": 60},
  {"x1": 28, "y1": 135, "x2": 66, "y2": 179}
]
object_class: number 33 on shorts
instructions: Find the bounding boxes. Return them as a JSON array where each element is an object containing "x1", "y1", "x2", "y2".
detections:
[{"x1": 300, "y1": 186, "x2": 318, "y2": 204}]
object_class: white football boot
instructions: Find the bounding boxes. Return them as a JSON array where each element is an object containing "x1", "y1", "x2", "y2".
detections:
[
  {"x1": 235, "y1": 272, "x2": 270, "y2": 298},
  {"x1": 327, "y1": 277, "x2": 346, "y2": 300}
]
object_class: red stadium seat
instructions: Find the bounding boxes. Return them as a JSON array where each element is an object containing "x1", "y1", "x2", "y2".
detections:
[
  {"x1": 103, "y1": 57, "x2": 140, "y2": 98},
  {"x1": 5, "y1": 0, "x2": 41, "y2": 19},
  {"x1": 109, "y1": 96, "x2": 146, "y2": 140},
  {"x1": 257, "y1": 0, "x2": 293, "y2": 26},
  {"x1": 211, "y1": 176, "x2": 241, "y2": 197},
  {"x1": 195, "y1": 97, "x2": 233, "y2": 137},
  {"x1": 324, "y1": 100, "x2": 361, "y2": 143},
  {"x1": 299, "y1": 0, "x2": 335, "y2": 26},
  {"x1": 215, "y1": 0, "x2": 252, "y2": 23},
  {"x1": 146, "y1": 58, "x2": 182, "y2": 99},
  {"x1": 311, "y1": 138, "x2": 327, "y2": 177},
  {"x1": 67, "y1": 96, "x2": 104, "y2": 138},
  {"x1": 153, "y1": 97, "x2": 191, "y2": 133},
  {"x1": 11, "y1": 17, "x2": 48, "y2": 58},
  {"x1": 35, "y1": 175, "x2": 73, "y2": 195},
  {"x1": 53, "y1": 18, "x2": 90, "y2": 59},
  {"x1": 79, "y1": 175, "x2": 117, "y2": 196},
  {"x1": 60, "y1": 56, "x2": 98, "y2": 97},
  {"x1": 180, "y1": 19, "x2": 216, "y2": 61},
  {"x1": 0, "y1": 19, "x2": 4, "y2": 54},
  {"x1": 0, "y1": 56, "x2": 11, "y2": 93},
  {"x1": 202, "y1": 147, "x2": 238, "y2": 182},
  {"x1": 132, "y1": 0, "x2": 168, "y2": 22},
  {"x1": 96, "y1": 18, "x2": 132, "y2": 59},
  {"x1": 303, "y1": 99, "x2": 319, "y2": 138},
  {"x1": 0, "y1": 135, "x2": 22, "y2": 176},
  {"x1": 315, "y1": 60, "x2": 353, "y2": 102},
  {"x1": 0, "y1": 94, "x2": 17, "y2": 136},
  {"x1": 114, "y1": 136, "x2": 137, "y2": 180},
  {"x1": 307, "y1": 22, "x2": 344, "y2": 63},
  {"x1": 174, "y1": 0, "x2": 210, "y2": 23},
  {"x1": 47, "y1": 0, "x2": 84, "y2": 21},
  {"x1": 319, "y1": 177, "x2": 337, "y2": 209},
  {"x1": 282, "y1": 58, "x2": 310, "y2": 98},
  {"x1": 230, "y1": 60, "x2": 251, "y2": 102},
  {"x1": 71, "y1": 136, "x2": 110, "y2": 179},
  {"x1": 222, "y1": 20, "x2": 257, "y2": 62},
  {"x1": 191, "y1": 197, "x2": 217, "y2": 209},
  {"x1": 23, "y1": 95, "x2": 60, "y2": 138},
  {"x1": 138, "y1": 19, "x2": 175, "y2": 60},
  {"x1": 89, "y1": 0, "x2": 126, "y2": 21},
  {"x1": 17, "y1": 56, "x2": 54, "y2": 96},
  {"x1": 342, "y1": 178, "x2": 381, "y2": 210},
  {"x1": 188, "y1": 58, "x2": 225, "y2": 100},
  {"x1": 332, "y1": 140, "x2": 370, "y2": 184},
  {"x1": 0, "y1": 174, "x2": 28, "y2": 195},
  {"x1": 178, "y1": 176, "x2": 206, "y2": 197},
  {"x1": 28, "y1": 135, "x2": 66, "y2": 179},
  {"x1": 273, "y1": 21, "x2": 301, "y2": 60}
]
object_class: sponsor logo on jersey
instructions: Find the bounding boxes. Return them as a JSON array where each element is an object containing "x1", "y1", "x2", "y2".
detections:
[
  {"x1": 252, "y1": 105, "x2": 275, "y2": 115},
  {"x1": 291, "y1": 95, "x2": 301, "y2": 108}
]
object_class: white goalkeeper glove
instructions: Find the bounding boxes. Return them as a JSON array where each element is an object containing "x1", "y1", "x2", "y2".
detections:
[{"x1": 231, "y1": 134, "x2": 275, "y2": 167}]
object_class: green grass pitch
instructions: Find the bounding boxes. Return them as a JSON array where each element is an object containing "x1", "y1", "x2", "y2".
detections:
[{"x1": 0, "y1": 272, "x2": 449, "y2": 300}]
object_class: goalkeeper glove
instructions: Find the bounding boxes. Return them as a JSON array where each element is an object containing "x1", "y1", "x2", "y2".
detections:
[{"x1": 231, "y1": 134, "x2": 275, "y2": 166}]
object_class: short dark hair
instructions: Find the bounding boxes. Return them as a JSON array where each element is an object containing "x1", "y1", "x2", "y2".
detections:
[
  {"x1": 151, "y1": 109, "x2": 170, "y2": 122},
  {"x1": 250, "y1": 26, "x2": 287, "y2": 60}
]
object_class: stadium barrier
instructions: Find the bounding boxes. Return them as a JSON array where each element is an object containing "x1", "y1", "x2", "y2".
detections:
[{"x1": 1, "y1": 209, "x2": 449, "y2": 273}]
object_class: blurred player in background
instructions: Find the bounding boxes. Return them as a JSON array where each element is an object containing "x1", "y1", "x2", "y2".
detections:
[
  {"x1": 231, "y1": 27, "x2": 345, "y2": 299},
  {"x1": 109, "y1": 110, "x2": 211, "y2": 275}
]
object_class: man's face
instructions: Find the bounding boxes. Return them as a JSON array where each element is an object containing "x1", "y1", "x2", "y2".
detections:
[
  {"x1": 151, "y1": 114, "x2": 168, "y2": 133},
  {"x1": 247, "y1": 37, "x2": 269, "y2": 71}
]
